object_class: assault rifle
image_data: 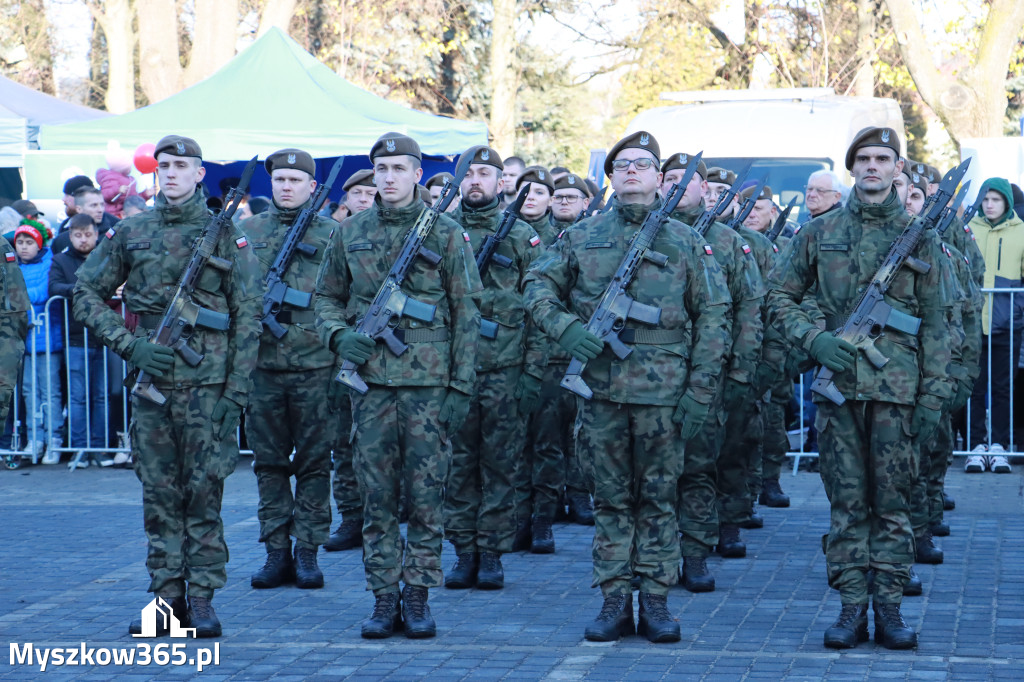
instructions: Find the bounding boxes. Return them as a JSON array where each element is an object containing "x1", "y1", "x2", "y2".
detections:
[
  {"x1": 575, "y1": 192, "x2": 604, "y2": 223},
  {"x1": 691, "y1": 163, "x2": 751, "y2": 238},
  {"x1": 335, "y1": 148, "x2": 475, "y2": 394},
  {"x1": 810, "y1": 159, "x2": 971, "y2": 405},
  {"x1": 262, "y1": 158, "x2": 344, "y2": 338},
  {"x1": 561, "y1": 152, "x2": 702, "y2": 399},
  {"x1": 131, "y1": 156, "x2": 259, "y2": 405},
  {"x1": 725, "y1": 177, "x2": 767, "y2": 230},
  {"x1": 764, "y1": 196, "x2": 798, "y2": 243},
  {"x1": 960, "y1": 191, "x2": 983, "y2": 227},
  {"x1": 935, "y1": 181, "x2": 970, "y2": 238},
  {"x1": 476, "y1": 186, "x2": 528, "y2": 338}
]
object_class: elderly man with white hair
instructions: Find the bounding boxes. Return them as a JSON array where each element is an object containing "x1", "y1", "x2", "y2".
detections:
[{"x1": 804, "y1": 170, "x2": 846, "y2": 221}]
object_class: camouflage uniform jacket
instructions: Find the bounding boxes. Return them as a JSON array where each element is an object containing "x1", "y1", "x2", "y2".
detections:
[
  {"x1": 527, "y1": 213, "x2": 572, "y2": 365},
  {"x1": 550, "y1": 216, "x2": 575, "y2": 236},
  {"x1": 673, "y1": 202, "x2": 765, "y2": 386},
  {"x1": 451, "y1": 199, "x2": 547, "y2": 376},
  {"x1": 314, "y1": 196, "x2": 483, "y2": 395},
  {"x1": 73, "y1": 189, "x2": 263, "y2": 404},
  {"x1": 0, "y1": 234, "x2": 30, "y2": 351},
  {"x1": 943, "y1": 240, "x2": 982, "y2": 384},
  {"x1": 524, "y1": 212, "x2": 558, "y2": 247},
  {"x1": 240, "y1": 199, "x2": 338, "y2": 372},
  {"x1": 767, "y1": 189, "x2": 954, "y2": 409},
  {"x1": 945, "y1": 216, "x2": 985, "y2": 286},
  {"x1": 523, "y1": 198, "x2": 733, "y2": 407}
]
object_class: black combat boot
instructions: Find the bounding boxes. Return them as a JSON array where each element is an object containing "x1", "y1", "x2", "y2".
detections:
[
  {"x1": 680, "y1": 556, "x2": 715, "y2": 593},
  {"x1": 903, "y1": 567, "x2": 922, "y2": 597},
  {"x1": 942, "y1": 492, "x2": 955, "y2": 511},
  {"x1": 476, "y1": 552, "x2": 505, "y2": 589},
  {"x1": 187, "y1": 596, "x2": 222, "y2": 638},
  {"x1": 915, "y1": 529, "x2": 943, "y2": 564},
  {"x1": 930, "y1": 520, "x2": 950, "y2": 537},
  {"x1": 444, "y1": 552, "x2": 479, "y2": 589},
  {"x1": 716, "y1": 524, "x2": 746, "y2": 558},
  {"x1": 873, "y1": 602, "x2": 917, "y2": 649},
  {"x1": 584, "y1": 594, "x2": 635, "y2": 642},
  {"x1": 128, "y1": 595, "x2": 187, "y2": 636},
  {"x1": 361, "y1": 591, "x2": 402, "y2": 639},
  {"x1": 823, "y1": 604, "x2": 868, "y2": 649},
  {"x1": 293, "y1": 545, "x2": 325, "y2": 589},
  {"x1": 530, "y1": 516, "x2": 555, "y2": 554},
  {"x1": 637, "y1": 592, "x2": 681, "y2": 643},
  {"x1": 251, "y1": 547, "x2": 295, "y2": 589},
  {"x1": 511, "y1": 517, "x2": 532, "y2": 551},
  {"x1": 759, "y1": 478, "x2": 791, "y2": 508},
  {"x1": 324, "y1": 517, "x2": 362, "y2": 552},
  {"x1": 567, "y1": 493, "x2": 595, "y2": 526},
  {"x1": 401, "y1": 585, "x2": 436, "y2": 639},
  {"x1": 740, "y1": 510, "x2": 764, "y2": 529}
]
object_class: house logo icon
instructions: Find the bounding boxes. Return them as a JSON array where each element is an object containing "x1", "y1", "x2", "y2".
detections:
[{"x1": 132, "y1": 597, "x2": 197, "y2": 638}]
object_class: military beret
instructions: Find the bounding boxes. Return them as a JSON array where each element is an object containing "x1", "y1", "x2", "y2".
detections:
[
  {"x1": 155, "y1": 135, "x2": 202, "y2": 160},
  {"x1": 516, "y1": 165, "x2": 555, "y2": 192},
  {"x1": 908, "y1": 170, "x2": 929, "y2": 194},
  {"x1": 912, "y1": 163, "x2": 941, "y2": 184},
  {"x1": 370, "y1": 132, "x2": 421, "y2": 161},
  {"x1": 63, "y1": 175, "x2": 95, "y2": 196},
  {"x1": 555, "y1": 173, "x2": 589, "y2": 194},
  {"x1": 583, "y1": 178, "x2": 600, "y2": 199},
  {"x1": 342, "y1": 169, "x2": 375, "y2": 192},
  {"x1": 425, "y1": 172, "x2": 454, "y2": 190},
  {"x1": 265, "y1": 148, "x2": 315, "y2": 177},
  {"x1": 465, "y1": 146, "x2": 503, "y2": 171},
  {"x1": 661, "y1": 152, "x2": 707, "y2": 181},
  {"x1": 845, "y1": 126, "x2": 900, "y2": 170},
  {"x1": 706, "y1": 167, "x2": 736, "y2": 186},
  {"x1": 739, "y1": 184, "x2": 773, "y2": 202},
  {"x1": 604, "y1": 130, "x2": 660, "y2": 176}
]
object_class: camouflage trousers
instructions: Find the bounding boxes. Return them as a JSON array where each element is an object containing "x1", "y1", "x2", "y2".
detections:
[
  {"x1": 717, "y1": 398, "x2": 764, "y2": 525},
  {"x1": 911, "y1": 412, "x2": 953, "y2": 534},
  {"x1": 816, "y1": 400, "x2": 915, "y2": 604},
  {"x1": 446, "y1": 366, "x2": 526, "y2": 554},
  {"x1": 756, "y1": 381, "x2": 793, "y2": 492},
  {"x1": 130, "y1": 384, "x2": 238, "y2": 599},
  {"x1": 0, "y1": 317, "x2": 25, "y2": 429},
  {"x1": 331, "y1": 391, "x2": 361, "y2": 521},
  {"x1": 352, "y1": 385, "x2": 449, "y2": 595},
  {"x1": 246, "y1": 367, "x2": 335, "y2": 551},
  {"x1": 677, "y1": 390, "x2": 725, "y2": 557},
  {"x1": 514, "y1": 362, "x2": 574, "y2": 520},
  {"x1": 578, "y1": 399, "x2": 682, "y2": 597}
]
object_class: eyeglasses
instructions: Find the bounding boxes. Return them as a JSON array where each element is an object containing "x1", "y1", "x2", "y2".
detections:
[
  {"x1": 805, "y1": 186, "x2": 839, "y2": 195},
  {"x1": 611, "y1": 157, "x2": 656, "y2": 172},
  {"x1": 552, "y1": 195, "x2": 583, "y2": 204}
]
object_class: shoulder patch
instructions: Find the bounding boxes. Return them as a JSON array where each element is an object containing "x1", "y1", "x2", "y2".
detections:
[
  {"x1": 235, "y1": 236, "x2": 248, "y2": 249},
  {"x1": 529, "y1": 234, "x2": 541, "y2": 247},
  {"x1": 105, "y1": 228, "x2": 116, "y2": 240},
  {"x1": 772, "y1": 244, "x2": 779, "y2": 253},
  {"x1": 5, "y1": 251, "x2": 15, "y2": 263},
  {"x1": 557, "y1": 230, "x2": 566, "y2": 240},
  {"x1": 704, "y1": 244, "x2": 714, "y2": 256},
  {"x1": 463, "y1": 231, "x2": 471, "y2": 242},
  {"x1": 741, "y1": 244, "x2": 751, "y2": 254}
]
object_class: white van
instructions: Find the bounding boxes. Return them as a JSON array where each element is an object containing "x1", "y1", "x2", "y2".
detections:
[{"x1": 625, "y1": 88, "x2": 905, "y2": 222}]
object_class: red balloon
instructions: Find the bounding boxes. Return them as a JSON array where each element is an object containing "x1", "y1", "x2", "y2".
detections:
[{"x1": 133, "y1": 143, "x2": 158, "y2": 174}]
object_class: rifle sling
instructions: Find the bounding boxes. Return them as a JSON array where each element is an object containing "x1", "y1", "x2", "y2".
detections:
[
  {"x1": 275, "y1": 310, "x2": 316, "y2": 325},
  {"x1": 393, "y1": 328, "x2": 449, "y2": 343},
  {"x1": 137, "y1": 312, "x2": 231, "y2": 332},
  {"x1": 618, "y1": 327, "x2": 686, "y2": 344}
]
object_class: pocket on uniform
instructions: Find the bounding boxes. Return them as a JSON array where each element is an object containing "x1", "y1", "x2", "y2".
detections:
[
  {"x1": 814, "y1": 409, "x2": 830, "y2": 435},
  {"x1": 197, "y1": 266, "x2": 225, "y2": 293}
]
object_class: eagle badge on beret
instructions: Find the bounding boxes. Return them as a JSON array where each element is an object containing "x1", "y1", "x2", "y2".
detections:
[
  {"x1": 718, "y1": 170, "x2": 726, "y2": 179},
  {"x1": 568, "y1": 176, "x2": 575, "y2": 184},
  {"x1": 639, "y1": 133, "x2": 650, "y2": 145},
  {"x1": 538, "y1": 171, "x2": 545, "y2": 180},
  {"x1": 881, "y1": 130, "x2": 890, "y2": 143},
  {"x1": 176, "y1": 141, "x2": 186, "y2": 154},
  {"x1": 386, "y1": 139, "x2": 396, "y2": 153},
  {"x1": 912, "y1": 173, "x2": 920, "y2": 183},
  {"x1": 481, "y1": 149, "x2": 490, "y2": 161},
  {"x1": 287, "y1": 153, "x2": 296, "y2": 164},
  {"x1": 680, "y1": 154, "x2": 688, "y2": 164}
]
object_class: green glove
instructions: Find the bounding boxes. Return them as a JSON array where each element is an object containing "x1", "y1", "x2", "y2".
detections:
[
  {"x1": 951, "y1": 378, "x2": 973, "y2": 411},
  {"x1": 212, "y1": 395, "x2": 245, "y2": 441},
  {"x1": 333, "y1": 330, "x2": 376, "y2": 365},
  {"x1": 910, "y1": 403, "x2": 942, "y2": 441},
  {"x1": 514, "y1": 373, "x2": 543, "y2": 415},
  {"x1": 722, "y1": 378, "x2": 750, "y2": 412},
  {"x1": 672, "y1": 394, "x2": 710, "y2": 441},
  {"x1": 439, "y1": 389, "x2": 472, "y2": 436},
  {"x1": 129, "y1": 339, "x2": 175, "y2": 377},
  {"x1": 557, "y1": 321, "x2": 604, "y2": 362},
  {"x1": 808, "y1": 333, "x2": 857, "y2": 373}
]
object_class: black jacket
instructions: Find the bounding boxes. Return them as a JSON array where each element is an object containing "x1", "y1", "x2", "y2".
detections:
[{"x1": 48, "y1": 247, "x2": 92, "y2": 346}]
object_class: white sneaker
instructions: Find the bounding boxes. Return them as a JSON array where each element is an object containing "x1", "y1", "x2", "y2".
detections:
[
  {"x1": 40, "y1": 445, "x2": 60, "y2": 465},
  {"x1": 113, "y1": 451, "x2": 131, "y2": 466},
  {"x1": 989, "y1": 443, "x2": 1006, "y2": 454},
  {"x1": 68, "y1": 457, "x2": 89, "y2": 470},
  {"x1": 990, "y1": 455, "x2": 1012, "y2": 474},
  {"x1": 971, "y1": 443, "x2": 989, "y2": 453},
  {"x1": 964, "y1": 455, "x2": 987, "y2": 473}
]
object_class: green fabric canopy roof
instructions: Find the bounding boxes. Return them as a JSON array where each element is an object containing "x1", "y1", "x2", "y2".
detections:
[{"x1": 39, "y1": 27, "x2": 487, "y2": 160}]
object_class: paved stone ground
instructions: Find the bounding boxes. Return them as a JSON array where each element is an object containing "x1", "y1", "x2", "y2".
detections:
[{"x1": 1, "y1": 458, "x2": 1022, "y2": 680}]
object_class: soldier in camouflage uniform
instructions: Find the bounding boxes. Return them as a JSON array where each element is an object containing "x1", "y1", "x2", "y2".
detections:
[
  {"x1": 767, "y1": 127, "x2": 954, "y2": 650},
  {"x1": 444, "y1": 148, "x2": 546, "y2": 585},
  {"x1": 325, "y1": 169, "x2": 379, "y2": 553},
  {"x1": 241, "y1": 149, "x2": 339, "y2": 590},
  {"x1": 74, "y1": 135, "x2": 262, "y2": 638},
  {"x1": 524, "y1": 131, "x2": 732, "y2": 644},
  {"x1": 314, "y1": 133, "x2": 483, "y2": 639},
  {"x1": 1, "y1": 235, "x2": 30, "y2": 435},
  {"x1": 660, "y1": 153, "x2": 765, "y2": 592}
]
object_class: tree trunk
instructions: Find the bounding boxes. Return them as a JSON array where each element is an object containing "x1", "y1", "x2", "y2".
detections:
[
  {"x1": 885, "y1": 0, "x2": 1024, "y2": 144},
  {"x1": 257, "y1": 0, "x2": 298, "y2": 36},
  {"x1": 488, "y1": 0, "x2": 518, "y2": 156},
  {"x1": 183, "y1": 0, "x2": 240, "y2": 87},
  {"x1": 91, "y1": 0, "x2": 136, "y2": 113},
  {"x1": 136, "y1": 0, "x2": 183, "y2": 103},
  {"x1": 851, "y1": 0, "x2": 874, "y2": 97}
]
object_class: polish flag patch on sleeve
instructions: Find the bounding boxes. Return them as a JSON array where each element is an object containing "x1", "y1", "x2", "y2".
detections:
[
  {"x1": 463, "y1": 232, "x2": 471, "y2": 242},
  {"x1": 557, "y1": 230, "x2": 566, "y2": 240},
  {"x1": 703, "y1": 244, "x2": 714, "y2": 256},
  {"x1": 741, "y1": 244, "x2": 751, "y2": 254},
  {"x1": 235, "y1": 236, "x2": 248, "y2": 249},
  {"x1": 105, "y1": 228, "x2": 117, "y2": 239},
  {"x1": 5, "y1": 251, "x2": 15, "y2": 262},
  {"x1": 529, "y1": 235, "x2": 541, "y2": 247},
  {"x1": 772, "y1": 244, "x2": 779, "y2": 253}
]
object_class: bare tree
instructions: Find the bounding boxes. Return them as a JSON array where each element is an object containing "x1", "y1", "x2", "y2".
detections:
[
  {"x1": 258, "y1": 0, "x2": 299, "y2": 36},
  {"x1": 136, "y1": 0, "x2": 183, "y2": 104},
  {"x1": 184, "y1": 0, "x2": 240, "y2": 86},
  {"x1": 87, "y1": 0, "x2": 136, "y2": 112},
  {"x1": 489, "y1": 0, "x2": 518, "y2": 155}
]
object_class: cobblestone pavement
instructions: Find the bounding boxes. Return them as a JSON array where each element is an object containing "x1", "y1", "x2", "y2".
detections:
[{"x1": 1, "y1": 456, "x2": 1022, "y2": 680}]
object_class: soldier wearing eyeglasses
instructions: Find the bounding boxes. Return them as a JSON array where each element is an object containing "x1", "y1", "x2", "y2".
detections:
[
  {"x1": 523, "y1": 130, "x2": 732, "y2": 643},
  {"x1": 550, "y1": 173, "x2": 591, "y2": 231}
]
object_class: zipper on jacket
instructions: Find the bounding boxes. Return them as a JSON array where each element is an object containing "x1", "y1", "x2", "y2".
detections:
[{"x1": 998, "y1": 237, "x2": 1003, "y2": 270}]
